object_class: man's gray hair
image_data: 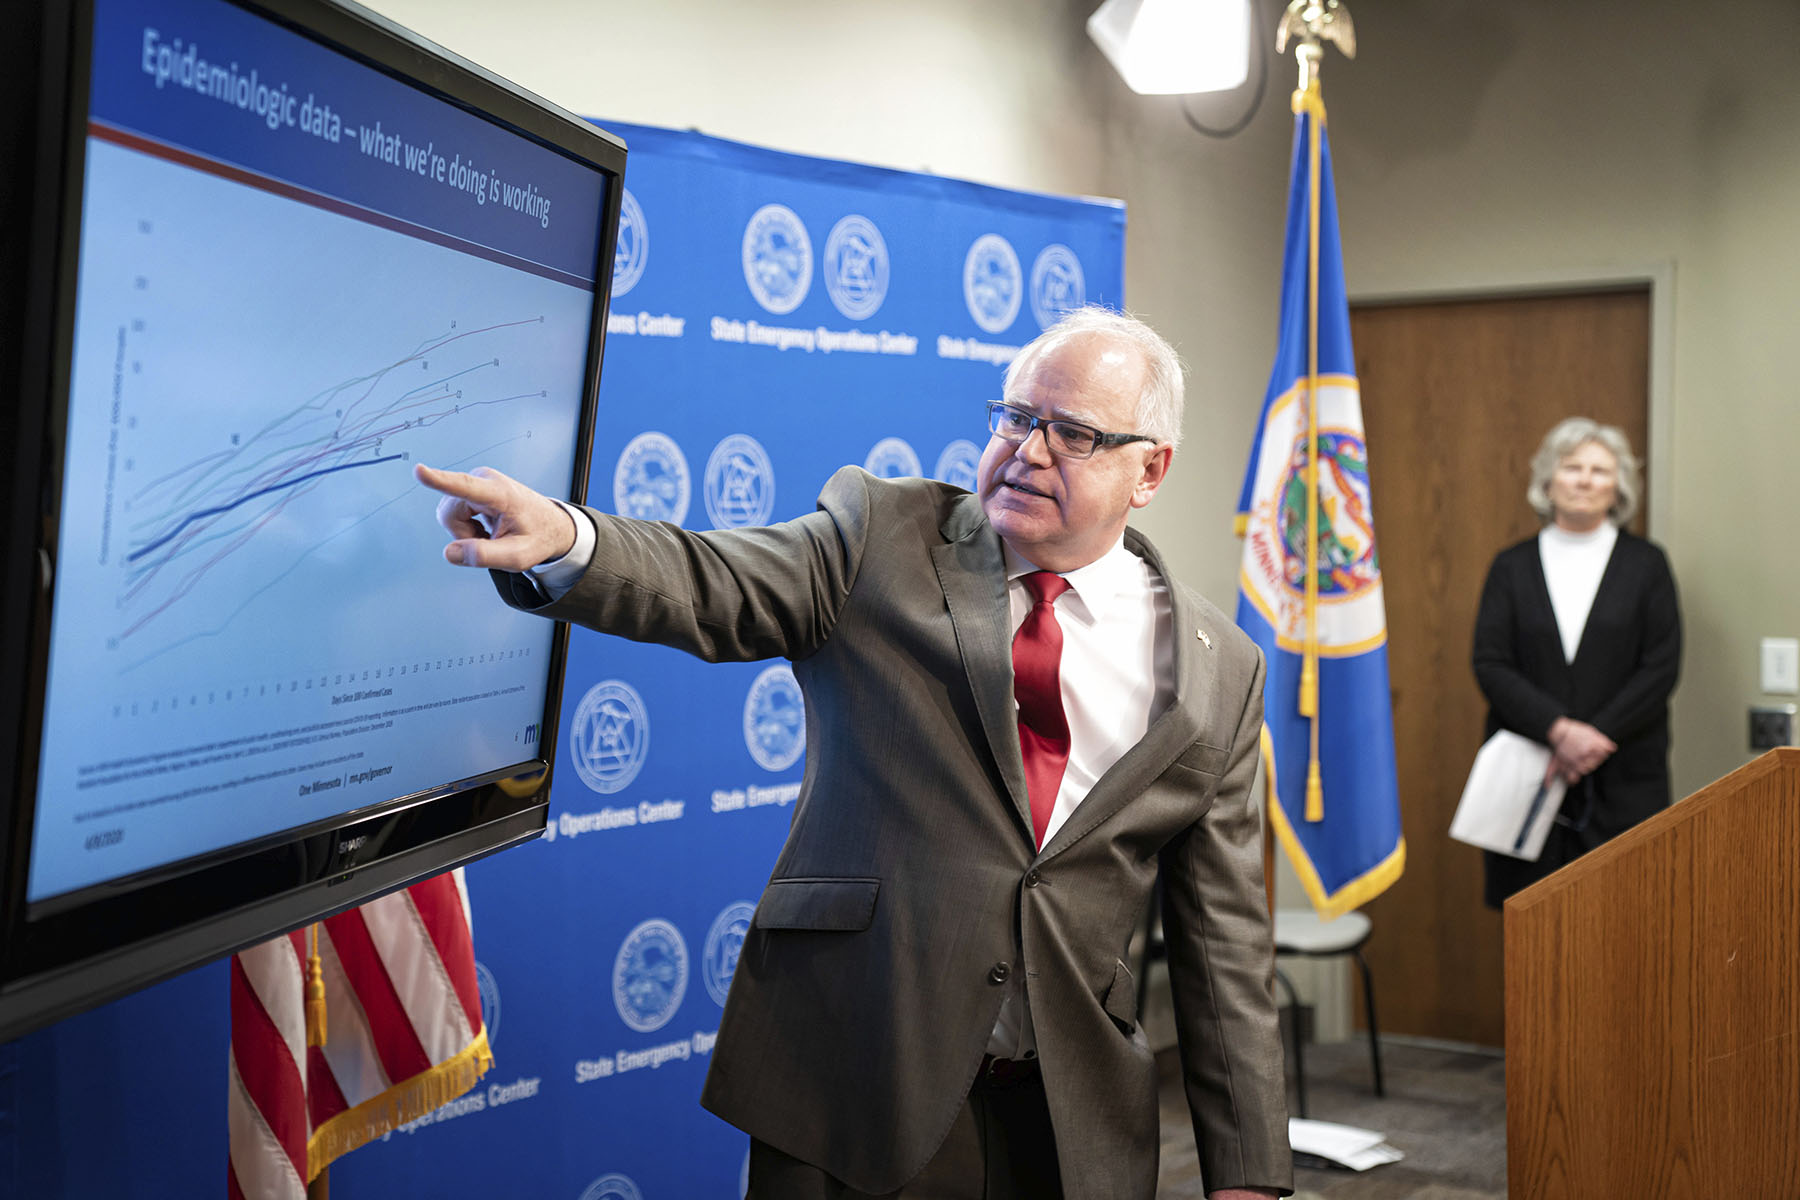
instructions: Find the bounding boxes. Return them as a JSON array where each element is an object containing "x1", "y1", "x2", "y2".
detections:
[
  {"x1": 1002, "y1": 306, "x2": 1187, "y2": 450},
  {"x1": 1526, "y1": 416, "x2": 1642, "y2": 526}
]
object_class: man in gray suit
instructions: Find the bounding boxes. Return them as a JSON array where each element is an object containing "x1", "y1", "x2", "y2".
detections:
[{"x1": 416, "y1": 308, "x2": 1290, "y2": 1199}]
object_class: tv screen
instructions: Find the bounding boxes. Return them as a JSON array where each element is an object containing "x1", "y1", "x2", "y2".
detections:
[{"x1": 0, "y1": 0, "x2": 624, "y2": 1040}]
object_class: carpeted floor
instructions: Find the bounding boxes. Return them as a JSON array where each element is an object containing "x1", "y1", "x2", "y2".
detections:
[{"x1": 1155, "y1": 1038, "x2": 1507, "y2": 1199}]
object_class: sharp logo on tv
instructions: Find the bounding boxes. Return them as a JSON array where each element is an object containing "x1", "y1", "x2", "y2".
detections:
[
  {"x1": 613, "y1": 431, "x2": 691, "y2": 525},
  {"x1": 570, "y1": 681, "x2": 650, "y2": 795},
  {"x1": 612, "y1": 918, "x2": 688, "y2": 1034},
  {"x1": 703, "y1": 433, "x2": 776, "y2": 530},
  {"x1": 741, "y1": 203, "x2": 812, "y2": 315}
]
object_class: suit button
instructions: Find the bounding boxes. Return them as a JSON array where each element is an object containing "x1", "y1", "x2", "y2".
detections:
[
  {"x1": 1024, "y1": 869, "x2": 1041, "y2": 888},
  {"x1": 988, "y1": 962, "x2": 1010, "y2": 985}
]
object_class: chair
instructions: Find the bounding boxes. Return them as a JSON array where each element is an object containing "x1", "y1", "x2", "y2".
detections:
[{"x1": 1272, "y1": 908, "x2": 1385, "y2": 1118}]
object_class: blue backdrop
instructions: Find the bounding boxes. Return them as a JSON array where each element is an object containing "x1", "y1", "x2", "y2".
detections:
[{"x1": 2, "y1": 122, "x2": 1123, "y2": 1199}]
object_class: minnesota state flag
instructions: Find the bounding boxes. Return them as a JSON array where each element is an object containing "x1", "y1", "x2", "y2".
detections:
[{"x1": 1234, "y1": 81, "x2": 1404, "y2": 919}]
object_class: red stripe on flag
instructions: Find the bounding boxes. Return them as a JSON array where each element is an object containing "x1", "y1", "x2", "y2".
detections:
[
  {"x1": 229, "y1": 955, "x2": 309, "y2": 1183},
  {"x1": 306, "y1": 1044, "x2": 350, "y2": 1127},
  {"x1": 322, "y1": 905, "x2": 434, "y2": 1082},
  {"x1": 409, "y1": 875, "x2": 483, "y2": 1035},
  {"x1": 227, "y1": 1159, "x2": 246, "y2": 1200}
]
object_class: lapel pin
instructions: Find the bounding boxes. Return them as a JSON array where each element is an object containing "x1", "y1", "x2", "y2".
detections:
[{"x1": 1197, "y1": 628, "x2": 1213, "y2": 650}]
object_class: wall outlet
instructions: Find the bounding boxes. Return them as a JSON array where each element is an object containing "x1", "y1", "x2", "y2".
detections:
[
  {"x1": 1749, "y1": 705, "x2": 1797, "y2": 751},
  {"x1": 1762, "y1": 637, "x2": 1800, "y2": 694}
]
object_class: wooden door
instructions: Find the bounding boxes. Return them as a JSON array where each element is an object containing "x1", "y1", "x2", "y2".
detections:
[{"x1": 1350, "y1": 288, "x2": 1650, "y2": 1047}]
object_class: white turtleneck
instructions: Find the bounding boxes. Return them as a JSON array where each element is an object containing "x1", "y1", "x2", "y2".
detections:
[{"x1": 1538, "y1": 521, "x2": 1618, "y2": 663}]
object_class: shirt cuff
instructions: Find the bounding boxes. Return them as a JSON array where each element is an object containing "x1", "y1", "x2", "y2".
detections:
[{"x1": 525, "y1": 499, "x2": 595, "y2": 601}]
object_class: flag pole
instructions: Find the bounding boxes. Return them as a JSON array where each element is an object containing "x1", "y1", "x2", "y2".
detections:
[
  {"x1": 1277, "y1": 0, "x2": 1355, "y2": 823},
  {"x1": 1301, "y1": 73, "x2": 1323, "y2": 822}
]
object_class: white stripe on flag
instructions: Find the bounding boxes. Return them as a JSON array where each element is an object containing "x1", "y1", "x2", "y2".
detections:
[
  {"x1": 237, "y1": 938, "x2": 308, "y2": 1074},
  {"x1": 314, "y1": 925, "x2": 394, "y2": 1109},
  {"x1": 452, "y1": 866, "x2": 474, "y2": 935},
  {"x1": 362, "y1": 887, "x2": 473, "y2": 1063},
  {"x1": 226, "y1": 1052, "x2": 306, "y2": 1200}
]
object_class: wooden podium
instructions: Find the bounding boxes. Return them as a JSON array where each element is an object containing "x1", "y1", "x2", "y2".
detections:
[{"x1": 1504, "y1": 748, "x2": 1799, "y2": 1196}]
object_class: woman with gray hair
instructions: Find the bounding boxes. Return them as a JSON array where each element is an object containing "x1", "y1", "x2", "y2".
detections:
[{"x1": 1471, "y1": 417, "x2": 1682, "y2": 907}]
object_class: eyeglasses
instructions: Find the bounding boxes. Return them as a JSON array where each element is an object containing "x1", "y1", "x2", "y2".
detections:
[{"x1": 985, "y1": 401, "x2": 1157, "y2": 460}]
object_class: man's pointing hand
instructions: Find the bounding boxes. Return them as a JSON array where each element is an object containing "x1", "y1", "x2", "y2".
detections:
[{"x1": 415, "y1": 462, "x2": 576, "y2": 572}]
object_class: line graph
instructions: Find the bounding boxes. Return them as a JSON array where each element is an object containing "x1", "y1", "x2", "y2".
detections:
[
  {"x1": 127, "y1": 453, "x2": 404, "y2": 563},
  {"x1": 110, "y1": 313, "x2": 555, "y2": 652}
]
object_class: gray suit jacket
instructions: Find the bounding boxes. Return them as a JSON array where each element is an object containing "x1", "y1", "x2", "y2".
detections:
[{"x1": 501, "y1": 466, "x2": 1292, "y2": 1198}]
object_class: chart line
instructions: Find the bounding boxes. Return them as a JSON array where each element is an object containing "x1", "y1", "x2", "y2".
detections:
[{"x1": 127, "y1": 453, "x2": 404, "y2": 563}]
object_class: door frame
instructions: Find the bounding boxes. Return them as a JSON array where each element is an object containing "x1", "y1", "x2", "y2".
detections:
[{"x1": 1349, "y1": 262, "x2": 1674, "y2": 541}]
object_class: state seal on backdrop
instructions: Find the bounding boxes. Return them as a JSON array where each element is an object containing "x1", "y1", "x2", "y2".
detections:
[
  {"x1": 741, "y1": 203, "x2": 812, "y2": 314},
  {"x1": 702, "y1": 900, "x2": 757, "y2": 1007},
  {"x1": 613, "y1": 431, "x2": 691, "y2": 526},
  {"x1": 569, "y1": 680, "x2": 649, "y2": 795},
  {"x1": 933, "y1": 439, "x2": 982, "y2": 492},
  {"x1": 863, "y1": 436, "x2": 922, "y2": 479},
  {"x1": 474, "y1": 960, "x2": 501, "y2": 1046},
  {"x1": 963, "y1": 233, "x2": 1022, "y2": 334},
  {"x1": 611, "y1": 187, "x2": 647, "y2": 298},
  {"x1": 1029, "y1": 243, "x2": 1085, "y2": 329},
  {"x1": 579, "y1": 1172, "x2": 644, "y2": 1200},
  {"x1": 703, "y1": 433, "x2": 776, "y2": 529},
  {"x1": 743, "y1": 664, "x2": 805, "y2": 772},
  {"x1": 822, "y1": 214, "x2": 889, "y2": 320},
  {"x1": 612, "y1": 918, "x2": 688, "y2": 1034}
]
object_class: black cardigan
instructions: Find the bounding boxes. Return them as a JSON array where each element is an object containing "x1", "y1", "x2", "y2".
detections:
[{"x1": 1471, "y1": 530, "x2": 1682, "y2": 897}]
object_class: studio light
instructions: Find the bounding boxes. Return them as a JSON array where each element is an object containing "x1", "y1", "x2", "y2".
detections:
[{"x1": 1087, "y1": 0, "x2": 1252, "y2": 95}]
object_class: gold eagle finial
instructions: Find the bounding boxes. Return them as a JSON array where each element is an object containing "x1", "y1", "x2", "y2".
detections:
[{"x1": 1277, "y1": 0, "x2": 1355, "y2": 92}]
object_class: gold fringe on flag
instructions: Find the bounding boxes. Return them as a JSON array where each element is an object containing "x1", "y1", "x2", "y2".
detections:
[{"x1": 306, "y1": 1029, "x2": 494, "y2": 1182}]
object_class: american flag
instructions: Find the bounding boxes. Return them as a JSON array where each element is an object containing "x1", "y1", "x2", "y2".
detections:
[{"x1": 227, "y1": 869, "x2": 491, "y2": 1198}]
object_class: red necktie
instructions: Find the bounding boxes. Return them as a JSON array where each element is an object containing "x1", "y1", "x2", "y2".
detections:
[{"x1": 1013, "y1": 571, "x2": 1071, "y2": 850}]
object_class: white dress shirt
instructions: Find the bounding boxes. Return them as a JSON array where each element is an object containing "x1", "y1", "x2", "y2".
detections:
[
  {"x1": 526, "y1": 499, "x2": 596, "y2": 599},
  {"x1": 989, "y1": 536, "x2": 1175, "y2": 1058},
  {"x1": 1538, "y1": 522, "x2": 1617, "y2": 663}
]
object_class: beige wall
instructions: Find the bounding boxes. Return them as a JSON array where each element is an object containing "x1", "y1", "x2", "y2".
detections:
[
  {"x1": 364, "y1": 0, "x2": 1796, "y2": 822},
  {"x1": 1322, "y1": 0, "x2": 1800, "y2": 798}
]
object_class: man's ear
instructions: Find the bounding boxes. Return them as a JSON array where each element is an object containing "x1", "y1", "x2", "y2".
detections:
[{"x1": 1129, "y1": 444, "x2": 1174, "y2": 509}]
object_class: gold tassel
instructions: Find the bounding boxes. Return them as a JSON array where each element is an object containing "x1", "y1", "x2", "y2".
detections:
[
  {"x1": 1306, "y1": 759, "x2": 1324, "y2": 823},
  {"x1": 306, "y1": 924, "x2": 328, "y2": 1048}
]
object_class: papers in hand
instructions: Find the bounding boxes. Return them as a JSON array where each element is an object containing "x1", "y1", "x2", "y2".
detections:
[
  {"x1": 1449, "y1": 730, "x2": 1567, "y2": 861},
  {"x1": 1289, "y1": 1118, "x2": 1405, "y2": 1171}
]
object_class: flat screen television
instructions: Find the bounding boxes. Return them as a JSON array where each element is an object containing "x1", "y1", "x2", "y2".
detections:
[{"x1": 0, "y1": 0, "x2": 624, "y2": 1040}]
